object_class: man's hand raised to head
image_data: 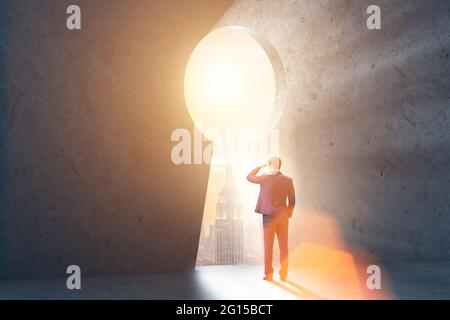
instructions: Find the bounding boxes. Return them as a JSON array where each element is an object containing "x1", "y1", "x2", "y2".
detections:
[{"x1": 247, "y1": 165, "x2": 267, "y2": 184}]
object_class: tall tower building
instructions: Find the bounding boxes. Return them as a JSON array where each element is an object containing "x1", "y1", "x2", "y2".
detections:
[{"x1": 215, "y1": 166, "x2": 244, "y2": 265}]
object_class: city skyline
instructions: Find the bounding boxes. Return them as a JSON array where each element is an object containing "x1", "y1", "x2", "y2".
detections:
[{"x1": 196, "y1": 165, "x2": 262, "y2": 266}]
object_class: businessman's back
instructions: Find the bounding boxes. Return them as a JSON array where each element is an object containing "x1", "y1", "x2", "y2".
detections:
[
  {"x1": 247, "y1": 165, "x2": 295, "y2": 217},
  {"x1": 254, "y1": 172, "x2": 294, "y2": 216}
]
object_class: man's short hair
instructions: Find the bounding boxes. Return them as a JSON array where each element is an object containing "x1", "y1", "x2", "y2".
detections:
[{"x1": 269, "y1": 157, "x2": 282, "y2": 170}]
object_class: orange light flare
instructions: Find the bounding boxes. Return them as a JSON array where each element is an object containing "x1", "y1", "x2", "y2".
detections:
[{"x1": 287, "y1": 210, "x2": 393, "y2": 299}]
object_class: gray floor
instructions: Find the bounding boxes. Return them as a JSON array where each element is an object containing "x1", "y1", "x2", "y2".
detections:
[{"x1": 0, "y1": 262, "x2": 449, "y2": 299}]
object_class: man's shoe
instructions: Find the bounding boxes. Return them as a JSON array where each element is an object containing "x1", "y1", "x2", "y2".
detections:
[{"x1": 263, "y1": 274, "x2": 273, "y2": 281}]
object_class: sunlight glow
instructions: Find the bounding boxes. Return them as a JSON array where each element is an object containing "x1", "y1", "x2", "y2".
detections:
[{"x1": 185, "y1": 27, "x2": 276, "y2": 135}]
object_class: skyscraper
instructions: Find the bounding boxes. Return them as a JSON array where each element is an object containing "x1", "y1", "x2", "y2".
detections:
[{"x1": 214, "y1": 166, "x2": 244, "y2": 265}]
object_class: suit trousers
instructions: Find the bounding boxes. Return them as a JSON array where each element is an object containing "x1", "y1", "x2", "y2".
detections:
[{"x1": 262, "y1": 212, "x2": 289, "y2": 277}]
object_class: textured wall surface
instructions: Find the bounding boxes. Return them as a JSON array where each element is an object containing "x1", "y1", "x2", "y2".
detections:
[
  {"x1": 0, "y1": 0, "x2": 233, "y2": 279},
  {"x1": 0, "y1": 0, "x2": 449, "y2": 282},
  {"x1": 217, "y1": 0, "x2": 450, "y2": 260}
]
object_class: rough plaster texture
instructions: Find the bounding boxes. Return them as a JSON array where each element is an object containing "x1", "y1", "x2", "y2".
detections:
[
  {"x1": 0, "y1": 0, "x2": 449, "y2": 282},
  {"x1": 217, "y1": 0, "x2": 450, "y2": 260},
  {"x1": 0, "y1": 0, "x2": 233, "y2": 279}
]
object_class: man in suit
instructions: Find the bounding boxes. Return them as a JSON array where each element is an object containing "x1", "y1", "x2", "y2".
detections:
[{"x1": 247, "y1": 157, "x2": 295, "y2": 281}]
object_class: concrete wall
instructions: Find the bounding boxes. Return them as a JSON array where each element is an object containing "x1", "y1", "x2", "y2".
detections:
[
  {"x1": 217, "y1": 0, "x2": 450, "y2": 260},
  {"x1": 0, "y1": 0, "x2": 233, "y2": 279},
  {"x1": 0, "y1": 0, "x2": 448, "y2": 281}
]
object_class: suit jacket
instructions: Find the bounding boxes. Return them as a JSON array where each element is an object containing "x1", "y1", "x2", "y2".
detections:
[{"x1": 247, "y1": 167, "x2": 296, "y2": 217}]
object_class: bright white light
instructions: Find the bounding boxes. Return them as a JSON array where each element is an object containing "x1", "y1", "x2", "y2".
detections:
[
  {"x1": 196, "y1": 265, "x2": 297, "y2": 300},
  {"x1": 185, "y1": 27, "x2": 276, "y2": 137},
  {"x1": 204, "y1": 67, "x2": 240, "y2": 104}
]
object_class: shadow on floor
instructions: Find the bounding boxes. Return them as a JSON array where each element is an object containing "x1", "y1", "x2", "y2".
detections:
[{"x1": 271, "y1": 279, "x2": 325, "y2": 300}]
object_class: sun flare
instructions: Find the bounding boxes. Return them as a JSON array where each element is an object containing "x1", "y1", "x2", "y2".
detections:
[{"x1": 185, "y1": 27, "x2": 276, "y2": 136}]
